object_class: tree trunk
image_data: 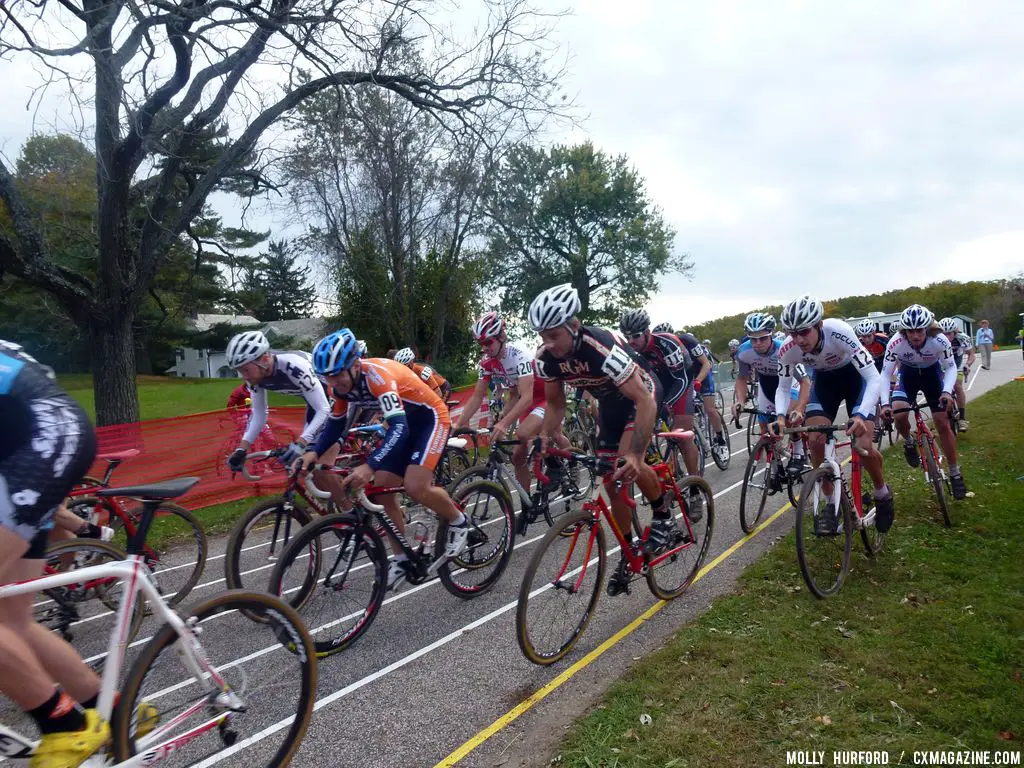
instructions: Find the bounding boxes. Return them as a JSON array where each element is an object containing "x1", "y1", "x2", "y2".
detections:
[{"x1": 89, "y1": 312, "x2": 140, "y2": 426}]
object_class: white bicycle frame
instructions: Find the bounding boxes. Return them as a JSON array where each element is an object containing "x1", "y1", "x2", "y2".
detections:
[
  {"x1": 0, "y1": 555, "x2": 235, "y2": 767},
  {"x1": 806, "y1": 433, "x2": 877, "y2": 532}
]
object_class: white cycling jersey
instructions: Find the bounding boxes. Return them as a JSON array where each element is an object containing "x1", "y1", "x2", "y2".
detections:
[
  {"x1": 879, "y1": 333, "x2": 957, "y2": 405},
  {"x1": 478, "y1": 343, "x2": 537, "y2": 388},
  {"x1": 776, "y1": 318, "x2": 881, "y2": 419},
  {"x1": 243, "y1": 351, "x2": 331, "y2": 444}
]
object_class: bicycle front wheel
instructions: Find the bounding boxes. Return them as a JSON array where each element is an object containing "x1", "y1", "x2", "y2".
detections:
[
  {"x1": 112, "y1": 590, "x2": 317, "y2": 768},
  {"x1": 795, "y1": 466, "x2": 853, "y2": 598},
  {"x1": 516, "y1": 508, "x2": 606, "y2": 665},
  {"x1": 268, "y1": 513, "x2": 388, "y2": 656},
  {"x1": 646, "y1": 476, "x2": 714, "y2": 600},
  {"x1": 438, "y1": 481, "x2": 516, "y2": 598},
  {"x1": 739, "y1": 439, "x2": 772, "y2": 535},
  {"x1": 225, "y1": 497, "x2": 315, "y2": 591},
  {"x1": 923, "y1": 436, "x2": 952, "y2": 527}
]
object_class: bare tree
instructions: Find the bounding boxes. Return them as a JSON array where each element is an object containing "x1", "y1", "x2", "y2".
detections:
[{"x1": 0, "y1": 0, "x2": 566, "y2": 424}]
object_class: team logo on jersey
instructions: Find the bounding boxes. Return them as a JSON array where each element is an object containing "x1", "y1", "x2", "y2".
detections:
[{"x1": 558, "y1": 359, "x2": 591, "y2": 376}]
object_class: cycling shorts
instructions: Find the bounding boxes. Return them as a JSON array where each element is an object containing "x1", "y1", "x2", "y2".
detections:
[
  {"x1": 595, "y1": 378, "x2": 662, "y2": 452},
  {"x1": 373, "y1": 407, "x2": 450, "y2": 475},
  {"x1": 892, "y1": 363, "x2": 943, "y2": 408},
  {"x1": 700, "y1": 371, "x2": 716, "y2": 395},
  {"x1": 671, "y1": 386, "x2": 695, "y2": 417},
  {"x1": 1, "y1": 397, "x2": 97, "y2": 558},
  {"x1": 806, "y1": 362, "x2": 874, "y2": 423}
]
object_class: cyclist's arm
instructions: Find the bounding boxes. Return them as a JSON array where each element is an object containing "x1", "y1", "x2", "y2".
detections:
[
  {"x1": 364, "y1": 379, "x2": 410, "y2": 471},
  {"x1": 619, "y1": 370, "x2": 657, "y2": 455},
  {"x1": 850, "y1": 343, "x2": 882, "y2": 418},
  {"x1": 499, "y1": 373, "x2": 536, "y2": 428},
  {"x1": 774, "y1": 356, "x2": 796, "y2": 416},
  {"x1": 693, "y1": 351, "x2": 711, "y2": 384},
  {"x1": 240, "y1": 386, "x2": 269, "y2": 449},
  {"x1": 734, "y1": 374, "x2": 749, "y2": 406},
  {"x1": 878, "y1": 342, "x2": 899, "y2": 406},
  {"x1": 456, "y1": 377, "x2": 489, "y2": 429},
  {"x1": 540, "y1": 380, "x2": 567, "y2": 440},
  {"x1": 311, "y1": 400, "x2": 352, "y2": 458},
  {"x1": 297, "y1": 381, "x2": 332, "y2": 446},
  {"x1": 938, "y1": 340, "x2": 958, "y2": 395}
]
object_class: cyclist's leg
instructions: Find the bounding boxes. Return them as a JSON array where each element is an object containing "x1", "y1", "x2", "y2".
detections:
[
  {"x1": 669, "y1": 388, "x2": 700, "y2": 476},
  {"x1": 803, "y1": 369, "x2": 832, "y2": 468},
  {"x1": 701, "y1": 373, "x2": 724, "y2": 436},
  {"x1": 841, "y1": 365, "x2": 887, "y2": 493},
  {"x1": 511, "y1": 408, "x2": 545, "y2": 491},
  {"x1": 923, "y1": 365, "x2": 959, "y2": 470},
  {"x1": 891, "y1": 367, "x2": 913, "y2": 441},
  {"x1": 400, "y1": 408, "x2": 461, "y2": 524}
]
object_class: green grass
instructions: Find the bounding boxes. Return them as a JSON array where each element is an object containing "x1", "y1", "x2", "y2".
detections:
[
  {"x1": 59, "y1": 374, "x2": 298, "y2": 422},
  {"x1": 557, "y1": 383, "x2": 1024, "y2": 766}
]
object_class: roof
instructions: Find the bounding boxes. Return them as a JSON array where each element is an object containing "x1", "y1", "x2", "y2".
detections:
[
  {"x1": 261, "y1": 317, "x2": 330, "y2": 344},
  {"x1": 189, "y1": 313, "x2": 261, "y2": 332}
]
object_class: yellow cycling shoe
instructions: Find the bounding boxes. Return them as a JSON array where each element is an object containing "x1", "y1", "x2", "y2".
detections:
[
  {"x1": 132, "y1": 701, "x2": 160, "y2": 739},
  {"x1": 30, "y1": 709, "x2": 109, "y2": 768}
]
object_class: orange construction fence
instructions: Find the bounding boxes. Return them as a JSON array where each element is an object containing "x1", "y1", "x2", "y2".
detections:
[{"x1": 87, "y1": 386, "x2": 488, "y2": 510}]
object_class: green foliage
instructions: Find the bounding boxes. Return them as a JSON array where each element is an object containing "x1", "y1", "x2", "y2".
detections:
[{"x1": 485, "y1": 142, "x2": 690, "y2": 325}]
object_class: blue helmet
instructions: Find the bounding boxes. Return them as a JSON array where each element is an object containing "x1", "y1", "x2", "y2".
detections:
[
  {"x1": 900, "y1": 304, "x2": 934, "y2": 331},
  {"x1": 743, "y1": 312, "x2": 776, "y2": 335},
  {"x1": 313, "y1": 328, "x2": 359, "y2": 375}
]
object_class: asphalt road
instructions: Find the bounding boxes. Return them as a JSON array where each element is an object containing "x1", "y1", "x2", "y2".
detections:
[{"x1": 3, "y1": 352, "x2": 1019, "y2": 768}]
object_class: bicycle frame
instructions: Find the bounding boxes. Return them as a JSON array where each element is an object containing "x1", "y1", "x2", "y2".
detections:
[
  {"x1": 0, "y1": 557, "x2": 230, "y2": 767},
  {"x1": 811, "y1": 432, "x2": 875, "y2": 530}
]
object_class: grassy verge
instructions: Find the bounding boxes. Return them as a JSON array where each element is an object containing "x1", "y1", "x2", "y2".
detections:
[{"x1": 557, "y1": 383, "x2": 1023, "y2": 765}]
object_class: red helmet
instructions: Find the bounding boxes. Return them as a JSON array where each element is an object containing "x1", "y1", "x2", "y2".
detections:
[{"x1": 472, "y1": 311, "x2": 505, "y2": 341}]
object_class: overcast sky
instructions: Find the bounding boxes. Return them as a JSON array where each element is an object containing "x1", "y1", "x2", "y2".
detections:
[{"x1": 3, "y1": 1, "x2": 1023, "y2": 328}]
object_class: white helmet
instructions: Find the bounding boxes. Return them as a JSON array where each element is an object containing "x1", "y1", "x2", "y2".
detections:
[
  {"x1": 900, "y1": 304, "x2": 934, "y2": 330},
  {"x1": 853, "y1": 320, "x2": 876, "y2": 337},
  {"x1": 394, "y1": 347, "x2": 415, "y2": 365},
  {"x1": 226, "y1": 330, "x2": 270, "y2": 369},
  {"x1": 780, "y1": 295, "x2": 824, "y2": 332},
  {"x1": 357, "y1": 339, "x2": 368, "y2": 357},
  {"x1": 938, "y1": 317, "x2": 958, "y2": 334},
  {"x1": 728, "y1": 338, "x2": 739, "y2": 350},
  {"x1": 528, "y1": 283, "x2": 581, "y2": 331},
  {"x1": 774, "y1": 330, "x2": 786, "y2": 341}
]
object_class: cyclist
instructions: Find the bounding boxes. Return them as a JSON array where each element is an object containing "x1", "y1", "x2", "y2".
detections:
[
  {"x1": 703, "y1": 339, "x2": 718, "y2": 366},
  {"x1": 732, "y1": 313, "x2": 809, "y2": 472},
  {"x1": 774, "y1": 296, "x2": 895, "y2": 534},
  {"x1": 938, "y1": 317, "x2": 975, "y2": 431},
  {"x1": 652, "y1": 322, "x2": 674, "y2": 334},
  {"x1": 619, "y1": 308, "x2": 705, "y2": 518},
  {"x1": 854, "y1": 320, "x2": 888, "y2": 372},
  {"x1": 879, "y1": 305, "x2": 967, "y2": 500},
  {"x1": 727, "y1": 338, "x2": 740, "y2": 378},
  {"x1": 394, "y1": 347, "x2": 453, "y2": 401},
  {"x1": 223, "y1": 330, "x2": 332, "y2": 474},
  {"x1": 226, "y1": 381, "x2": 251, "y2": 409},
  {"x1": 676, "y1": 330, "x2": 727, "y2": 457},
  {"x1": 0, "y1": 339, "x2": 157, "y2": 768},
  {"x1": 297, "y1": 329, "x2": 469, "y2": 591},
  {"x1": 455, "y1": 312, "x2": 570, "y2": 493},
  {"x1": 528, "y1": 285, "x2": 672, "y2": 597}
]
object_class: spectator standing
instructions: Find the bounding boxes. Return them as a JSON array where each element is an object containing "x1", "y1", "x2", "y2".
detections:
[{"x1": 975, "y1": 320, "x2": 995, "y2": 369}]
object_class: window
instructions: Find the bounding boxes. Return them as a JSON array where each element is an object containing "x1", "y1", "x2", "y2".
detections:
[
  {"x1": 199, "y1": 370, "x2": 206, "y2": 378},
  {"x1": 175, "y1": 348, "x2": 184, "y2": 361},
  {"x1": 197, "y1": 349, "x2": 205, "y2": 359}
]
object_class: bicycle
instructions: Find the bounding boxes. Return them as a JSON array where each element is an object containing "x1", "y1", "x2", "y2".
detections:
[
  {"x1": 737, "y1": 408, "x2": 809, "y2": 534},
  {"x1": 0, "y1": 477, "x2": 317, "y2": 767},
  {"x1": 888, "y1": 401, "x2": 954, "y2": 527},
  {"x1": 448, "y1": 433, "x2": 596, "y2": 536},
  {"x1": 694, "y1": 388, "x2": 731, "y2": 470},
  {"x1": 516, "y1": 441, "x2": 714, "y2": 665},
  {"x1": 791, "y1": 424, "x2": 886, "y2": 598},
  {"x1": 266, "y1": 469, "x2": 515, "y2": 656},
  {"x1": 68, "y1": 448, "x2": 141, "y2": 493}
]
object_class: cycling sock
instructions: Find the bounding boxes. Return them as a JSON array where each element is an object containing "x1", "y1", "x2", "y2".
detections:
[
  {"x1": 904, "y1": 436, "x2": 915, "y2": 447},
  {"x1": 873, "y1": 484, "x2": 892, "y2": 499},
  {"x1": 453, "y1": 512, "x2": 468, "y2": 526},
  {"x1": 28, "y1": 689, "x2": 86, "y2": 734},
  {"x1": 960, "y1": 407, "x2": 967, "y2": 418},
  {"x1": 651, "y1": 494, "x2": 668, "y2": 518},
  {"x1": 950, "y1": 465, "x2": 961, "y2": 478}
]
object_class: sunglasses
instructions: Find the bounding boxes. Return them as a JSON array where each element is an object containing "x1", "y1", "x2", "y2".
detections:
[
  {"x1": 792, "y1": 327, "x2": 816, "y2": 339},
  {"x1": 627, "y1": 332, "x2": 646, "y2": 340}
]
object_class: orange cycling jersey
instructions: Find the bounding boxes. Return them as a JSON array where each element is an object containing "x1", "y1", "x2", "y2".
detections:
[{"x1": 410, "y1": 362, "x2": 451, "y2": 399}]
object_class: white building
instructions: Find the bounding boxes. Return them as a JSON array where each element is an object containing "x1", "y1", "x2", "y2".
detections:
[
  {"x1": 845, "y1": 310, "x2": 974, "y2": 337},
  {"x1": 166, "y1": 314, "x2": 331, "y2": 378}
]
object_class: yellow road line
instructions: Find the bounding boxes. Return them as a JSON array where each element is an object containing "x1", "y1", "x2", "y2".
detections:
[{"x1": 434, "y1": 498, "x2": 796, "y2": 767}]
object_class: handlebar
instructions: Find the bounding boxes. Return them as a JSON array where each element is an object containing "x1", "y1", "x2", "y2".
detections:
[{"x1": 302, "y1": 473, "x2": 386, "y2": 514}]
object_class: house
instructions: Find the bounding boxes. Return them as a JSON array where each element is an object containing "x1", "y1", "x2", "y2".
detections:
[
  {"x1": 166, "y1": 314, "x2": 331, "y2": 378},
  {"x1": 845, "y1": 311, "x2": 974, "y2": 337}
]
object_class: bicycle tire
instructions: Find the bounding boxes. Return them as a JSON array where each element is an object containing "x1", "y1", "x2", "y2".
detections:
[
  {"x1": 860, "y1": 505, "x2": 886, "y2": 557},
  {"x1": 567, "y1": 428, "x2": 594, "y2": 455},
  {"x1": 39, "y1": 539, "x2": 146, "y2": 654},
  {"x1": 516, "y1": 508, "x2": 606, "y2": 665},
  {"x1": 225, "y1": 496, "x2": 316, "y2": 592},
  {"x1": 111, "y1": 590, "x2": 317, "y2": 767},
  {"x1": 448, "y1": 462, "x2": 502, "y2": 499},
  {"x1": 739, "y1": 438, "x2": 772, "y2": 535},
  {"x1": 692, "y1": 416, "x2": 709, "y2": 475},
  {"x1": 646, "y1": 476, "x2": 714, "y2": 600},
  {"x1": 923, "y1": 435, "x2": 952, "y2": 527},
  {"x1": 437, "y1": 480, "x2": 517, "y2": 598},
  {"x1": 435, "y1": 446, "x2": 472, "y2": 490},
  {"x1": 745, "y1": 412, "x2": 757, "y2": 455},
  {"x1": 267, "y1": 513, "x2": 387, "y2": 656},
  {"x1": 795, "y1": 466, "x2": 853, "y2": 599}
]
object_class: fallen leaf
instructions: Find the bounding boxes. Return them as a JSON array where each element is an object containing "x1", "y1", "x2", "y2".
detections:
[
  {"x1": 927, "y1": 688, "x2": 937, "y2": 694},
  {"x1": 772, "y1": 680, "x2": 787, "y2": 686},
  {"x1": 815, "y1": 715, "x2": 833, "y2": 725},
  {"x1": 997, "y1": 731, "x2": 1016, "y2": 741},
  {"x1": 623, "y1": 728, "x2": 636, "y2": 740}
]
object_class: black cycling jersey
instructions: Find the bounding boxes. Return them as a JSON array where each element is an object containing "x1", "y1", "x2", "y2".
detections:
[
  {"x1": 637, "y1": 332, "x2": 691, "y2": 407},
  {"x1": 676, "y1": 332, "x2": 711, "y2": 381},
  {"x1": 535, "y1": 326, "x2": 653, "y2": 401}
]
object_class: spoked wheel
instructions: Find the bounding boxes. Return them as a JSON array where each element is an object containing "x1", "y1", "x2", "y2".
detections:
[
  {"x1": 267, "y1": 513, "x2": 387, "y2": 657},
  {"x1": 859, "y1": 501, "x2": 887, "y2": 557},
  {"x1": 112, "y1": 591, "x2": 317, "y2": 768},
  {"x1": 745, "y1": 412, "x2": 757, "y2": 455},
  {"x1": 435, "y1": 447, "x2": 472, "y2": 490},
  {"x1": 692, "y1": 415, "x2": 709, "y2": 475},
  {"x1": 923, "y1": 436, "x2": 952, "y2": 527},
  {"x1": 516, "y1": 508, "x2": 606, "y2": 666},
  {"x1": 711, "y1": 417, "x2": 731, "y2": 470},
  {"x1": 739, "y1": 438, "x2": 777, "y2": 535},
  {"x1": 225, "y1": 497, "x2": 316, "y2": 592},
  {"x1": 438, "y1": 481, "x2": 516, "y2": 597},
  {"x1": 646, "y1": 476, "x2": 714, "y2": 600},
  {"x1": 795, "y1": 466, "x2": 853, "y2": 598}
]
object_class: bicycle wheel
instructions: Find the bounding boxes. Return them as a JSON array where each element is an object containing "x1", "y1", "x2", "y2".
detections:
[
  {"x1": 112, "y1": 590, "x2": 317, "y2": 768},
  {"x1": 438, "y1": 481, "x2": 516, "y2": 598},
  {"x1": 646, "y1": 476, "x2": 714, "y2": 600},
  {"x1": 225, "y1": 496, "x2": 316, "y2": 591},
  {"x1": 711, "y1": 417, "x2": 731, "y2": 470},
  {"x1": 435, "y1": 446, "x2": 472, "y2": 490},
  {"x1": 745, "y1": 412, "x2": 757, "y2": 455},
  {"x1": 860, "y1": 501, "x2": 886, "y2": 557},
  {"x1": 923, "y1": 436, "x2": 952, "y2": 527},
  {"x1": 268, "y1": 513, "x2": 387, "y2": 656},
  {"x1": 448, "y1": 462, "x2": 498, "y2": 499},
  {"x1": 795, "y1": 466, "x2": 853, "y2": 598},
  {"x1": 516, "y1": 508, "x2": 606, "y2": 665},
  {"x1": 739, "y1": 438, "x2": 773, "y2": 535},
  {"x1": 692, "y1": 418, "x2": 708, "y2": 475},
  {"x1": 567, "y1": 428, "x2": 594, "y2": 455},
  {"x1": 37, "y1": 540, "x2": 145, "y2": 667},
  {"x1": 99, "y1": 502, "x2": 207, "y2": 607}
]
